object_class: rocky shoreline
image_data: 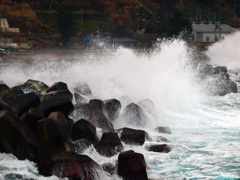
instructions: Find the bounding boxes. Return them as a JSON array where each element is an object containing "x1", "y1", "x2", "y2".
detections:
[
  {"x1": 0, "y1": 80, "x2": 172, "y2": 180},
  {"x1": 0, "y1": 62, "x2": 238, "y2": 179}
]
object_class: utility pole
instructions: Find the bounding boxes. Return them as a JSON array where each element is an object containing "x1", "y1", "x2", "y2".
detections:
[{"x1": 196, "y1": 10, "x2": 201, "y2": 24}]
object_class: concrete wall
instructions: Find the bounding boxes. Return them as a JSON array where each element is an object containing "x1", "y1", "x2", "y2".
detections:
[{"x1": 193, "y1": 31, "x2": 230, "y2": 42}]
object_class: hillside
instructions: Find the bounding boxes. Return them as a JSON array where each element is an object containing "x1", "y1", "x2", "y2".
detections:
[{"x1": 0, "y1": 0, "x2": 239, "y2": 47}]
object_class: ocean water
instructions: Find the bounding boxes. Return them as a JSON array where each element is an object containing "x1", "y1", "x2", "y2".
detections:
[{"x1": 0, "y1": 36, "x2": 240, "y2": 179}]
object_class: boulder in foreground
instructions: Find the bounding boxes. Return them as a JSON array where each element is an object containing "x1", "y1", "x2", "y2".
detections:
[
  {"x1": 119, "y1": 127, "x2": 147, "y2": 145},
  {"x1": 0, "y1": 110, "x2": 38, "y2": 162},
  {"x1": 118, "y1": 150, "x2": 148, "y2": 180}
]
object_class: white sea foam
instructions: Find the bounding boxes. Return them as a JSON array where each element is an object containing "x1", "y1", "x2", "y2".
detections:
[{"x1": 0, "y1": 38, "x2": 240, "y2": 179}]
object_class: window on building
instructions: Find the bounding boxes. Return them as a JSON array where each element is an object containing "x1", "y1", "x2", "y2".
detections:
[
  {"x1": 215, "y1": 36, "x2": 219, "y2": 41},
  {"x1": 206, "y1": 37, "x2": 209, "y2": 42}
]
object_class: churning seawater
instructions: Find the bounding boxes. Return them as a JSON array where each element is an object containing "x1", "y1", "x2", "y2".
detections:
[{"x1": 0, "y1": 36, "x2": 240, "y2": 180}]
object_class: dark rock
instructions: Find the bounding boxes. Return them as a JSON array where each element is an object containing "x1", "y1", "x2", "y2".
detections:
[
  {"x1": 122, "y1": 103, "x2": 146, "y2": 127},
  {"x1": 146, "y1": 144, "x2": 171, "y2": 153},
  {"x1": 12, "y1": 83, "x2": 37, "y2": 93},
  {"x1": 20, "y1": 108, "x2": 43, "y2": 133},
  {"x1": 74, "y1": 82, "x2": 92, "y2": 96},
  {"x1": 48, "y1": 112, "x2": 70, "y2": 141},
  {"x1": 66, "y1": 117, "x2": 74, "y2": 130},
  {"x1": 41, "y1": 90, "x2": 73, "y2": 101},
  {"x1": 89, "y1": 99, "x2": 105, "y2": 112},
  {"x1": 88, "y1": 99, "x2": 114, "y2": 132},
  {"x1": 97, "y1": 132, "x2": 123, "y2": 157},
  {"x1": 71, "y1": 119, "x2": 98, "y2": 144},
  {"x1": 155, "y1": 126, "x2": 171, "y2": 134},
  {"x1": 102, "y1": 163, "x2": 116, "y2": 175},
  {"x1": 229, "y1": 81, "x2": 238, "y2": 93},
  {"x1": 39, "y1": 97, "x2": 74, "y2": 117},
  {"x1": 104, "y1": 99, "x2": 121, "y2": 121},
  {"x1": 213, "y1": 66, "x2": 228, "y2": 74},
  {"x1": 119, "y1": 127, "x2": 147, "y2": 145},
  {"x1": 46, "y1": 82, "x2": 68, "y2": 93},
  {"x1": 8, "y1": 92, "x2": 40, "y2": 117},
  {"x1": 138, "y1": 98, "x2": 154, "y2": 114},
  {"x1": 1, "y1": 91, "x2": 19, "y2": 103},
  {"x1": 118, "y1": 150, "x2": 148, "y2": 180},
  {"x1": 36, "y1": 117, "x2": 72, "y2": 163},
  {"x1": 11, "y1": 89, "x2": 24, "y2": 94},
  {"x1": 156, "y1": 136, "x2": 168, "y2": 142},
  {"x1": 0, "y1": 110, "x2": 38, "y2": 162},
  {"x1": 51, "y1": 154, "x2": 103, "y2": 180},
  {"x1": 71, "y1": 103, "x2": 91, "y2": 120},
  {"x1": 74, "y1": 92, "x2": 89, "y2": 104},
  {"x1": 195, "y1": 64, "x2": 238, "y2": 96},
  {"x1": 0, "y1": 83, "x2": 10, "y2": 92},
  {"x1": 25, "y1": 79, "x2": 49, "y2": 94},
  {"x1": 0, "y1": 99, "x2": 12, "y2": 112},
  {"x1": 89, "y1": 111, "x2": 114, "y2": 132},
  {"x1": 72, "y1": 139, "x2": 92, "y2": 154}
]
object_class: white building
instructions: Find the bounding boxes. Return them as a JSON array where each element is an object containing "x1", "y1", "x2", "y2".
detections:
[
  {"x1": 192, "y1": 23, "x2": 235, "y2": 43},
  {"x1": 0, "y1": 18, "x2": 20, "y2": 33}
]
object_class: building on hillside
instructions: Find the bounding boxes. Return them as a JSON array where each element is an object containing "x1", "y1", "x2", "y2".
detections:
[
  {"x1": 192, "y1": 23, "x2": 235, "y2": 43},
  {"x1": 0, "y1": 18, "x2": 20, "y2": 33}
]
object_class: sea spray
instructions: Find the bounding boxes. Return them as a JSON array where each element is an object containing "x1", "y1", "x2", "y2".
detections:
[
  {"x1": 207, "y1": 31, "x2": 240, "y2": 70},
  {"x1": 0, "y1": 37, "x2": 239, "y2": 179}
]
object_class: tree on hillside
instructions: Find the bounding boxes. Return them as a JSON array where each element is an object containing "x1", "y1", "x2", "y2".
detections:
[
  {"x1": 196, "y1": 0, "x2": 216, "y2": 8},
  {"x1": 57, "y1": 8, "x2": 76, "y2": 45},
  {"x1": 104, "y1": 0, "x2": 140, "y2": 29},
  {"x1": 167, "y1": 11, "x2": 192, "y2": 38}
]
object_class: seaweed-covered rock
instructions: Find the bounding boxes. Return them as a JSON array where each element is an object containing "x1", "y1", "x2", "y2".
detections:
[
  {"x1": 12, "y1": 83, "x2": 37, "y2": 93},
  {"x1": 25, "y1": 79, "x2": 49, "y2": 93},
  {"x1": 41, "y1": 90, "x2": 73, "y2": 101},
  {"x1": 46, "y1": 82, "x2": 68, "y2": 93}
]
